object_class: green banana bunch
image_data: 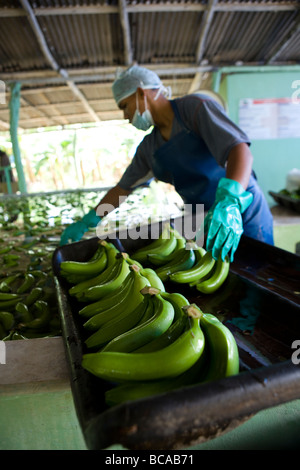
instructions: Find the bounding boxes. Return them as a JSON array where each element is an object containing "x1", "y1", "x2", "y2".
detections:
[
  {"x1": 104, "y1": 304, "x2": 239, "y2": 406},
  {"x1": 84, "y1": 266, "x2": 151, "y2": 349},
  {"x1": 0, "y1": 282, "x2": 12, "y2": 293},
  {"x1": 84, "y1": 297, "x2": 148, "y2": 351},
  {"x1": 82, "y1": 270, "x2": 138, "y2": 329},
  {"x1": 104, "y1": 349, "x2": 208, "y2": 407},
  {"x1": 195, "y1": 254, "x2": 230, "y2": 294},
  {"x1": 130, "y1": 224, "x2": 177, "y2": 264},
  {"x1": 121, "y1": 252, "x2": 143, "y2": 270},
  {"x1": 18, "y1": 300, "x2": 52, "y2": 332},
  {"x1": 100, "y1": 286, "x2": 175, "y2": 353},
  {"x1": 140, "y1": 267, "x2": 165, "y2": 292},
  {"x1": 0, "y1": 311, "x2": 15, "y2": 339},
  {"x1": 147, "y1": 232, "x2": 186, "y2": 266},
  {"x1": 60, "y1": 242, "x2": 108, "y2": 283},
  {"x1": 78, "y1": 271, "x2": 135, "y2": 319},
  {"x1": 0, "y1": 293, "x2": 22, "y2": 311},
  {"x1": 134, "y1": 291, "x2": 190, "y2": 353},
  {"x1": 169, "y1": 249, "x2": 215, "y2": 285},
  {"x1": 3, "y1": 253, "x2": 20, "y2": 268},
  {"x1": 0, "y1": 274, "x2": 20, "y2": 293},
  {"x1": 23, "y1": 287, "x2": 44, "y2": 307},
  {"x1": 188, "y1": 304, "x2": 239, "y2": 381},
  {"x1": 16, "y1": 273, "x2": 36, "y2": 294},
  {"x1": 15, "y1": 301, "x2": 34, "y2": 323},
  {"x1": 155, "y1": 246, "x2": 196, "y2": 282},
  {"x1": 69, "y1": 249, "x2": 123, "y2": 301},
  {"x1": 0, "y1": 292, "x2": 21, "y2": 302},
  {"x1": 82, "y1": 303, "x2": 205, "y2": 382},
  {"x1": 81, "y1": 253, "x2": 131, "y2": 302},
  {"x1": 93, "y1": 241, "x2": 120, "y2": 270}
]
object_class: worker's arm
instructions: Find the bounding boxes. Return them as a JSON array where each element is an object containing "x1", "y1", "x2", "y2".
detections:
[
  {"x1": 202, "y1": 142, "x2": 254, "y2": 262},
  {"x1": 225, "y1": 142, "x2": 253, "y2": 189},
  {"x1": 60, "y1": 184, "x2": 132, "y2": 246},
  {"x1": 94, "y1": 184, "x2": 132, "y2": 217}
]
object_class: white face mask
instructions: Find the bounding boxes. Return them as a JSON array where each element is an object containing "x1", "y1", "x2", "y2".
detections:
[{"x1": 132, "y1": 93, "x2": 154, "y2": 131}]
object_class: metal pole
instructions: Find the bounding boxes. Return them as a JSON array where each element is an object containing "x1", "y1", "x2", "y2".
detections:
[{"x1": 9, "y1": 82, "x2": 27, "y2": 193}]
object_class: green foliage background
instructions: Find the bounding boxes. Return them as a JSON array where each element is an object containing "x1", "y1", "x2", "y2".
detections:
[{"x1": 0, "y1": 121, "x2": 146, "y2": 192}]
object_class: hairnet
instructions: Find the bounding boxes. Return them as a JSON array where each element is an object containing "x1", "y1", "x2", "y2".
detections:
[{"x1": 112, "y1": 65, "x2": 164, "y2": 105}]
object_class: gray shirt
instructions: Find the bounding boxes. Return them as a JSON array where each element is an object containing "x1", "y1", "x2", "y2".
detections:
[{"x1": 118, "y1": 94, "x2": 250, "y2": 191}]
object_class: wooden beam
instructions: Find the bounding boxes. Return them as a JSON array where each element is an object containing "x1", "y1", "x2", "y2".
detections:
[
  {"x1": 195, "y1": 0, "x2": 218, "y2": 64},
  {"x1": 118, "y1": 0, "x2": 133, "y2": 66},
  {"x1": 2, "y1": 64, "x2": 215, "y2": 86},
  {"x1": 189, "y1": 0, "x2": 218, "y2": 93},
  {"x1": 0, "y1": 2, "x2": 299, "y2": 18},
  {"x1": 17, "y1": 110, "x2": 123, "y2": 125}
]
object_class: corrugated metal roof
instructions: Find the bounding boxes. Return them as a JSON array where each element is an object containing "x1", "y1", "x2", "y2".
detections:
[{"x1": 0, "y1": 0, "x2": 299, "y2": 130}]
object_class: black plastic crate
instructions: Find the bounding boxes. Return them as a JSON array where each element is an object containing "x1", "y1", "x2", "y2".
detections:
[
  {"x1": 269, "y1": 190, "x2": 300, "y2": 214},
  {"x1": 52, "y1": 227, "x2": 300, "y2": 450}
]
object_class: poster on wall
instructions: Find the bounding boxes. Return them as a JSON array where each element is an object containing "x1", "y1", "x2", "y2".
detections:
[{"x1": 238, "y1": 98, "x2": 300, "y2": 140}]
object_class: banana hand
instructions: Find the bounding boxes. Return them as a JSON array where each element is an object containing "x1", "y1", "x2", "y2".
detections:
[
  {"x1": 155, "y1": 247, "x2": 196, "y2": 282},
  {"x1": 68, "y1": 246, "x2": 120, "y2": 298},
  {"x1": 140, "y1": 267, "x2": 166, "y2": 292},
  {"x1": 82, "y1": 272, "x2": 136, "y2": 329},
  {"x1": 84, "y1": 266, "x2": 151, "y2": 349},
  {"x1": 131, "y1": 224, "x2": 176, "y2": 264},
  {"x1": 134, "y1": 291, "x2": 190, "y2": 353},
  {"x1": 101, "y1": 286, "x2": 175, "y2": 353},
  {"x1": 18, "y1": 300, "x2": 52, "y2": 331},
  {"x1": 105, "y1": 348, "x2": 208, "y2": 407},
  {"x1": 78, "y1": 271, "x2": 135, "y2": 319},
  {"x1": 147, "y1": 235, "x2": 186, "y2": 266},
  {"x1": 23, "y1": 287, "x2": 44, "y2": 307},
  {"x1": 0, "y1": 311, "x2": 15, "y2": 331},
  {"x1": 16, "y1": 273, "x2": 36, "y2": 294},
  {"x1": 60, "y1": 243, "x2": 107, "y2": 279},
  {"x1": 189, "y1": 304, "x2": 239, "y2": 381},
  {"x1": 82, "y1": 303, "x2": 205, "y2": 382},
  {"x1": 82, "y1": 254, "x2": 131, "y2": 302},
  {"x1": 169, "y1": 249, "x2": 215, "y2": 285},
  {"x1": 195, "y1": 254, "x2": 230, "y2": 294}
]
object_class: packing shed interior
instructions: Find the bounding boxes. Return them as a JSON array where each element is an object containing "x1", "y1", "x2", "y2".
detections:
[{"x1": 0, "y1": 0, "x2": 300, "y2": 452}]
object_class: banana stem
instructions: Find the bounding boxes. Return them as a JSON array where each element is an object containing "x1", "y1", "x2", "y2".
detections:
[
  {"x1": 182, "y1": 304, "x2": 203, "y2": 319},
  {"x1": 140, "y1": 286, "x2": 160, "y2": 296}
]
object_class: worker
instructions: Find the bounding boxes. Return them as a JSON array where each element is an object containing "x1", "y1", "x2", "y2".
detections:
[
  {"x1": 0, "y1": 149, "x2": 15, "y2": 184},
  {"x1": 60, "y1": 65, "x2": 274, "y2": 261}
]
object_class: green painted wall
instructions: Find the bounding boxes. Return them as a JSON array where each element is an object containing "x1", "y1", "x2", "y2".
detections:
[{"x1": 218, "y1": 70, "x2": 300, "y2": 206}]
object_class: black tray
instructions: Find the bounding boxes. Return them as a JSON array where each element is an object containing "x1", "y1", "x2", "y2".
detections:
[
  {"x1": 269, "y1": 190, "x2": 300, "y2": 214},
  {"x1": 52, "y1": 228, "x2": 300, "y2": 450}
]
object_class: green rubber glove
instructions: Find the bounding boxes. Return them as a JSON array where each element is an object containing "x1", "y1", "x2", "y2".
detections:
[
  {"x1": 60, "y1": 209, "x2": 101, "y2": 246},
  {"x1": 203, "y1": 178, "x2": 253, "y2": 262}
]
